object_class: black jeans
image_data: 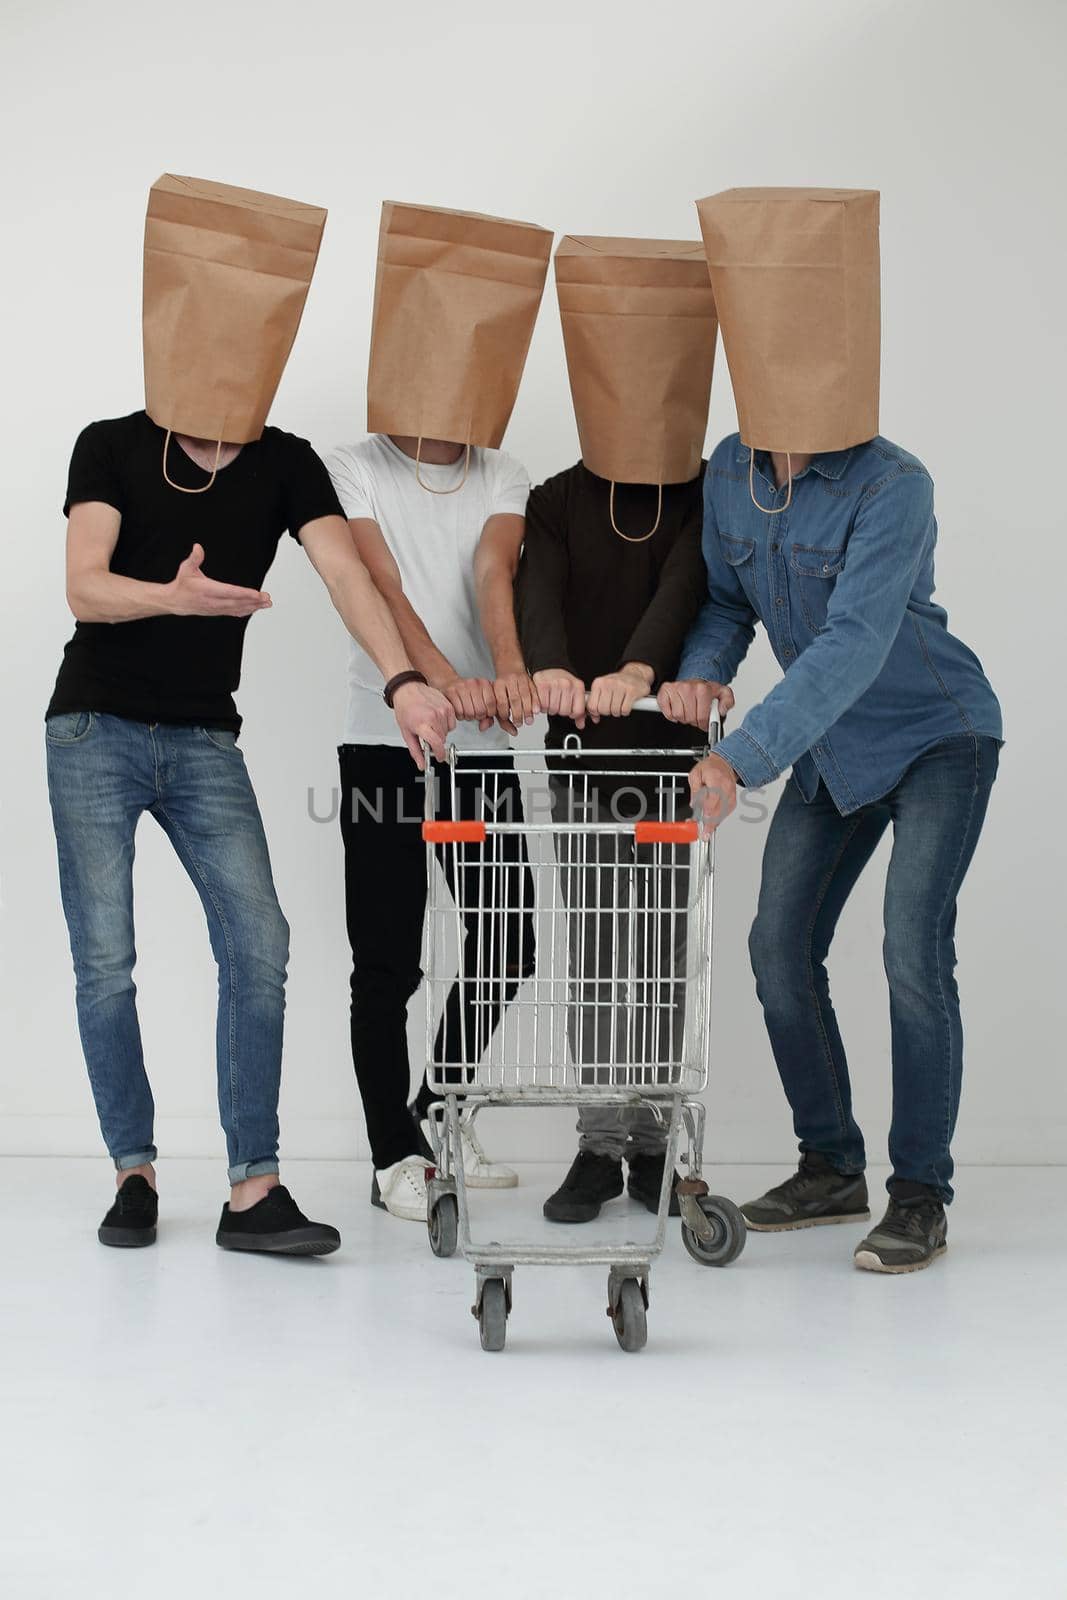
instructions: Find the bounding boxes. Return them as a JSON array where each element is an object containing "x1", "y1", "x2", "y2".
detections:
[{"x1": 338, "y1": 745, "x2": 534, "y2": 1169}]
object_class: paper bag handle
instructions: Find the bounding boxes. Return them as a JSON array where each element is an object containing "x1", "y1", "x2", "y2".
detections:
[
  {"x1": 415, "y1": 438, "x2": 472, "y2": 496},
  {"x1": 609, "y1": 481, "x2": 663, "y2": 543},
  {"x1": 748, "y1": 447, "x2": 792, "y2": 514},
  {"x1": 162, "y1": 431, "x2": 223, "y2": 495}
]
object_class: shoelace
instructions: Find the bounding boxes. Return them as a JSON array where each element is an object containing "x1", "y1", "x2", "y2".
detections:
[
  {"x1": 880, "y1": 1199, "x2": 941, "y2": 1239},
  {"x1": 767, "y1": 1165, "x2": 826, "y2": 1203},
  {"x1": 461, "y1": 1118, "x2": 489, "y2": 1165},
  {"x1": 393, "y1": 1161, "x2": 427, "y2": 1195}
]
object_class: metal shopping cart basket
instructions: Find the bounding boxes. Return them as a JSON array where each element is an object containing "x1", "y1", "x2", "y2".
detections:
[{"x1": 420, "y1": 698, "x2": 745, "y2": 1351}]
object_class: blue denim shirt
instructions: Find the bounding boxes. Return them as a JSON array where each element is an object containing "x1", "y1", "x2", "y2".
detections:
[{"x1": 679, "y1": 434, "x2": 1002, "y2": 814}]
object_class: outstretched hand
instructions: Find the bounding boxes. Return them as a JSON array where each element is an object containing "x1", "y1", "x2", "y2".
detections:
[{"x1": 168, "y1": 545, "x2": 272, "y2": 618}]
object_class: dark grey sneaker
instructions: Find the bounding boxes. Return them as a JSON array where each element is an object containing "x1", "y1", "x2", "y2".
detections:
[
  {"x1": 741, "y1": 1152, "x2": 869, "y2": 1231},
  {"x1": 854, "y1": 1192, "x2": 947, "y2": 1273}
]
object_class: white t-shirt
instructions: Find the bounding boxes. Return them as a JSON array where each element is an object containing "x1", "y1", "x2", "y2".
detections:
[{"x1": 326, "y1": 434, "x2": 530, "y2": 748}]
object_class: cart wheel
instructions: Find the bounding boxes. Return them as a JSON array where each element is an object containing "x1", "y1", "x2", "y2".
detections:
[
  {"x1": 478, "y1": 1278, "x2": 509, "y2": 1352},
  {"x1": 611, "y1": 1278, "x2": 648, "y2": 1353},
  {"x1": 681, "y1": 1194, "x2": 747, "y2": 1267},
  {"x1": 428, "y1": 1194, "x2": 458, "y2": 1258}
]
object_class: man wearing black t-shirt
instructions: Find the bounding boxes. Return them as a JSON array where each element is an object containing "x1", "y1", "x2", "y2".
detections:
[
  {"x1": 515, "y1": 462, "x2": 719, "y2": 1224},
  {"x1": 47, "y1": 411, "x2": 453, "y2": 1254}
]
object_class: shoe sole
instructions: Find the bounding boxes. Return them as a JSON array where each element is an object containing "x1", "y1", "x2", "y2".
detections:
[
  {"x1": 744, "y1": 1210, "x2": 871, "y2": 1232},
  {"x1": 464, "y1": 1173, "x2": 518, "y2": 1190},
  {"x1": 98, "y1": 1226, "x2": 157, "y2": 1248},
  {"x1": 854, "y1": 1242, "x2": 947, "y2": 1274},
  {"x1": 629, "y1": 1190, "x2": 682, "y2": 1218},
  {"x1": 543, "y1": 1190, "x2": 625, "y2": 1224},
  {"x1": 216, "y1": 1231, "x2": 340, "y2": 1256}
]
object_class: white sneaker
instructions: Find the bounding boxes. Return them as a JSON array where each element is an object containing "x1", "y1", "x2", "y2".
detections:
[
  {"x1": 422, "y1": 1114, "x2": 518, "y2": 1189},
  {"x1": 372, "y1": 1156, "x2": 430, "y2": 1221}
]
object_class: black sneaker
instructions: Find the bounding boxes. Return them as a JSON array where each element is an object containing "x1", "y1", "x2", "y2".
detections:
[
  {"x1": 854, "y1": 1191, "x2": 947, "y2": 1273},
  {"x1": 626, "y1": 1152, "x2": 682, "y2": 1217},
  {"x1": 98, "y1": 1174, "x2": 158, "y2": 1248},
  {"x1": 741, "y1": 1152, "x2": 870, "y2": 1231},
  {"x1": 216, "y1": 1185, "x2": 340, "y2": 1256},
  {"x1": 543, "y1": 1151, "x2": 624, "y2": 1223}
]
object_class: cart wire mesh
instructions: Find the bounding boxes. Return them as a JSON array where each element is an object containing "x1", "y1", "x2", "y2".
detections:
[{"x1": 422, "y1": 741, "x2": 714, "y2": 1101}]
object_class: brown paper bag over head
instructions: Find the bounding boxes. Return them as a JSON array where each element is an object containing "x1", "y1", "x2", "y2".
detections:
[
  {"x1": 366, "y1": 202, "x2": 552, "y2": 461},
  {"x1": 143, "y1": 174, "x2": 327, "y2": 455},
  {"x1": 555, "y1": 236, "x2": 718, "y2": 499},
  {"x1": 695, "y1": 188, "x2": 880, "y2": 459}
]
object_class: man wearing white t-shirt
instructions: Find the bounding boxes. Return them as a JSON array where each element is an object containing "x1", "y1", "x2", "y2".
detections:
[{"x1": 327, "y1": 433, "x2": 537, "y2": 1221}]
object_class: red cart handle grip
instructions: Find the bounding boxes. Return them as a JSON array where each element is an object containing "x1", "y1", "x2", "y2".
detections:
[
  {"x1": 422, "y1": 821, "x2": 487, "y2": 843},
  {"x1": 634, "y1": 821, "x2": 699, "y2": 844}
]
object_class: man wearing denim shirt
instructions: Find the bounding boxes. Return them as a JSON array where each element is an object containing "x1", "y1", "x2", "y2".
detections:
[{"x1": 660, "y1": 434, "x2": 1002, "y2": 1272}]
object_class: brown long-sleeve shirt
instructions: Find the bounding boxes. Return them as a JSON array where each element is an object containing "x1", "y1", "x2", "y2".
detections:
[{"x1": 515, "y1": 460, "x2": 707, "y2": 754}]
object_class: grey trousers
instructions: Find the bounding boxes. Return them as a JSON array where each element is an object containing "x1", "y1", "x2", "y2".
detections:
[{"x1": 550, "y1": 780, "x2": 689, "y2": 1160}]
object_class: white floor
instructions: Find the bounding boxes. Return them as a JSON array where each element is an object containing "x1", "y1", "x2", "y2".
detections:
[{"x1": 1, "y1": 1158, "x2": 1062, "y2": 1599}]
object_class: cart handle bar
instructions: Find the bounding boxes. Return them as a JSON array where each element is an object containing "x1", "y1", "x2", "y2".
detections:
[{"x1": 422, "y1": 819, "x2": 700, "y2": 845}]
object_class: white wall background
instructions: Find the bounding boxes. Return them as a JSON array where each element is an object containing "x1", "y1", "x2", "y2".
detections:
[{"x1": 1, "y1": 0, "x2": 1063, "y2": 1171}]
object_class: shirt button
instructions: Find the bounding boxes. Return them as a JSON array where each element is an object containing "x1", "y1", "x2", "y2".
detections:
[
  {"x1": 775, "y1": 597, "x2": 785, "y2": 607},
  {"x1": 771, "y1": 542, "x2": 781, "y2": 553}
]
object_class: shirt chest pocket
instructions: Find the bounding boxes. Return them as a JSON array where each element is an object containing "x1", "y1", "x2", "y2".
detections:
[
  {"x1": 789, "y1": 544, "x2": 846, "y2": 632},
  {"x1": 720, "y1": 534, "x2": 757, "y2": 605}
]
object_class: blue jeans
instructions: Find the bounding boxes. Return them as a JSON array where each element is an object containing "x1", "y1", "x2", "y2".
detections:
[
  {"x1": 748, "y1": 734, "x2": 999, "y2": 1203},
  {"x1": 46, "y1": 712, "x2": 289, "y2": 1182}
]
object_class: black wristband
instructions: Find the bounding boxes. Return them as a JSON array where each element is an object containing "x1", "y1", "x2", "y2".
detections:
[{"x1": 383, "y1": 669, "x2": 428, "y2": 708}]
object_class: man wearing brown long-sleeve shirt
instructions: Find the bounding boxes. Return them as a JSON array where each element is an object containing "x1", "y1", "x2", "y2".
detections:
[{"x1": 515, "y1": 462, "x2": 711, "y2": 1223}]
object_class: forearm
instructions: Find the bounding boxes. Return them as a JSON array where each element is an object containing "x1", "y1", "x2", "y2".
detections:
[
  {"x1": 516, "y1": 575, "x2": 572, "y2": 674},
  {"x1": 476, "y1": 562, "x2": 526, "y2": 674},
  {"x1": 385, "y1": 591, "x2": 457, "y2": 686},
  {"x1": 514, "y1": 546, "x2": 571, "y2": 674},
  {"x1": 68, "y1": 569, "x2": 177, "y2": 623},
  {"x1": 325, "y1": 563, "x2": 415, "y2": 682},
  {"x1": 620, "y1": 537, "x2": 706, "y2": 685},
  {"x1": 715, "y1": 616, "x2": 891, "y2": 787},
  {"x1": 678, "y1": 600, "x2": 755, "y2": 684}
]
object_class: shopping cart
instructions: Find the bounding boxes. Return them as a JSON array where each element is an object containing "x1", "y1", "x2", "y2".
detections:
[{"x1": 420, "y1": 699, "x2": 745, "y2": 1351}]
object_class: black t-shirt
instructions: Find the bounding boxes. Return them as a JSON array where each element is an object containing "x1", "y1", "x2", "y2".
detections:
[{"x1": 47, "y1": 410, "x2": 344, "y2": 730}]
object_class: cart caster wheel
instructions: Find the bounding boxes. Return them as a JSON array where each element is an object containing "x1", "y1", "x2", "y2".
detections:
[
  {"x1": 610, "y1": 1277, "x2": 648, "y2": 1353},
  {"x1": 478, "y1": 1277, "x2": 509, "y2": 1352},
  {"x1": 428, "y1": 1193, "x2": 458, "y2": 1258},
  {"x1": 681, "y1": 1194, "x2": 747, "y2": 1267}
]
